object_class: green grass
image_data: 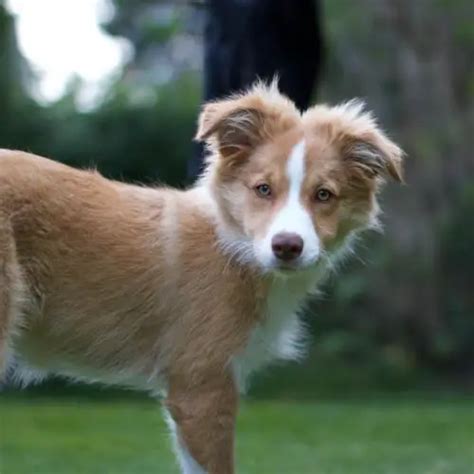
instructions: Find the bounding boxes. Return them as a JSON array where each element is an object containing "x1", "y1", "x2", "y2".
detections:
[{"x1": 1, "y1": 395, "x2": 473, "y2": 474}]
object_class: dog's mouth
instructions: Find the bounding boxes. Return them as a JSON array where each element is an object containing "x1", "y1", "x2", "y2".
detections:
[
  {"x1": 268, "y1": 256, "x2": 319, "y2": 275},
  {"x1": 274, "y1": 261, "x2": 300, "y2": 272}
]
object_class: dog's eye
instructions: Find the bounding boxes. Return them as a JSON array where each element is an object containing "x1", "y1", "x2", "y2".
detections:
[
  {"x1": 255, "y1": 183, "x2": 272, "y2": 198},
  {"x1": 315, "y1": 188, "x2": 332, "y2": 202}
]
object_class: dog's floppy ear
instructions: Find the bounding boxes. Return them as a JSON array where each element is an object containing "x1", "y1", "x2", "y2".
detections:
[
  {"x1": 195, "y1": 82, "x2": 300, "y2": 161},
  {"x1": 342, "y1": 127, "x2": 404, "y2": 183},
  {"x1": 305, "y1": 100, "x2": 404, "y2": 184},
  {"x1": 196, "y1": 102, "x2": 267, "y2": 160},
  {"x1": 338, "y1": 101, "x2": 404, "y2": 183}
]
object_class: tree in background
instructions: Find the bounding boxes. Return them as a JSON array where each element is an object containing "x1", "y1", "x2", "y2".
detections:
[
  {"x1": 104, "y1": 0, "x2": 203, "y2": 92},
  {"x1": 0, "y1": 2, "x2": 48, "y2": 152}
]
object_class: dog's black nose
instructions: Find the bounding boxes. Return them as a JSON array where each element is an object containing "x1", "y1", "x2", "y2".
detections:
[{"x1": 271, "y1": 233, "x2": 304, "y2": 261}]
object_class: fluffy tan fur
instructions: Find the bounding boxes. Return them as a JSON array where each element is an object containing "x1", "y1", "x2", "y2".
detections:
[{"x1": 0, "y1": 84, "x2": 403, "y2": 474}]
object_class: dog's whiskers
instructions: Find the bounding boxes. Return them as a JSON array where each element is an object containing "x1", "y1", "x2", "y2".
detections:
[{"x1": 217, "y1": 238, "x2": 255, "y2": 273}]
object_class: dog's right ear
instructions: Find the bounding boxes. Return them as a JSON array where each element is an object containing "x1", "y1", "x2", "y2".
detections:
[
  {"x1": 195, "y1": 83, "x2": 300, "y2": 161},
  {"x1": 195, "y1": 100, "x2": 267, "y2": 160}
]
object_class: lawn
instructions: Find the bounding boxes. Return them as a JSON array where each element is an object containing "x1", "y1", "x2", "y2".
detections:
[{"x1": 1, "y1": 395, "x2": 473, "y2": 474}]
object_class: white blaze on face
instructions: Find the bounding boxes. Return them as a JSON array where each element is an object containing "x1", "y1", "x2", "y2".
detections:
[{"x1": 255, "y1": 139, "x2": 321, "y2": 270}]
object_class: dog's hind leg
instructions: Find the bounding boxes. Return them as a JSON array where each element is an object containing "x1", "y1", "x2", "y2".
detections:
[{"x1": 0, "y1": 216, "x2": 23, "y2": 379}]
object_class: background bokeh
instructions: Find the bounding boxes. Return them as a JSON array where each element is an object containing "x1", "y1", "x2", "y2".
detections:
[{"x1": 0, "y1": 1, "x2": 473, "y2": 473}]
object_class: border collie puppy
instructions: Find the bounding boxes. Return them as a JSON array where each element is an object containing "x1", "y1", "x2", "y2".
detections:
[{"x1": 0, "y1": 83, "x2": 403, "y2": 474}]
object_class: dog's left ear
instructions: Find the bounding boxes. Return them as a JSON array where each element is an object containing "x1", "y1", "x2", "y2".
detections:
[
  {"x1": 305, "y1": 100, "x2": 404, "y2": 183},
  {"x1": 335, "y1": 102, "x2": 404, "y2": 183},
  {"x1": 342, "y1": 127, "x2": 404, "y2": 183}
]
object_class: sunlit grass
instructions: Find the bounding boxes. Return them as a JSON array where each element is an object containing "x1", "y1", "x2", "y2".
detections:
[{"x1": 1, "y1": 394, "x2": 473, "y2": 474}]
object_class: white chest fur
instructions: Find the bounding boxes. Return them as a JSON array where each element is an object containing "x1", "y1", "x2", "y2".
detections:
[{"x1": 232, "y1": 269, "x2": 323, "y2": 391}]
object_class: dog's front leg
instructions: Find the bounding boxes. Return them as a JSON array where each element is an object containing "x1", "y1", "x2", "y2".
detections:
[{"x1": 164, "y1": 371, "x2": 237, "y2": 474}]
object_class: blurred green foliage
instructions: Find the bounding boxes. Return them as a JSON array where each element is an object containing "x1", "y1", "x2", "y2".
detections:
[{"x1": 0, "y1": 0, "x2": 472, "y2": 395}]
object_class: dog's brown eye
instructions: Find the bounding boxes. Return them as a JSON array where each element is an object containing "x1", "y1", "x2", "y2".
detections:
[
  {"x1": 255, "y1": 183, "x2": 272, "y2": 198},
  {"x1": 315, "y1": 188, "x2": 332, "y2": 202}
]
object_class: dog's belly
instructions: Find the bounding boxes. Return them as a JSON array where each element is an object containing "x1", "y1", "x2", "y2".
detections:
[
  {"x1": 10, "y1": 308, "x2": 166, "y2": 393},
  {"x1": 11, "y1": 333, "x2": 165, "y2": 392}
]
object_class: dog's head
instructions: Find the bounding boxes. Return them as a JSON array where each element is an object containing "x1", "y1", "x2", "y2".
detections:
[{"x1": 196, "y1": 82, "x2": 404, "y2": 274}]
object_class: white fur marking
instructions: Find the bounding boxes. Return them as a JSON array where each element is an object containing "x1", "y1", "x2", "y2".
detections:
[
  {"x1": 232, "y1": 267, "x2": 326, "y2": 391},
  {"x1": 164, "y1": 410, "x2": 206, "y2": 474},
  {"x1": 256, "y1": 139, "x2": 320, "y2": 269}
]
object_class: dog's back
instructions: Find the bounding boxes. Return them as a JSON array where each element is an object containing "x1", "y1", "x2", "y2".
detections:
[
  {"x1": 0, "y1": 150, "x2": 262, "y2": 390},
  {"x1": 0, "y1": 150, "x2": 164, "y2": 385}
]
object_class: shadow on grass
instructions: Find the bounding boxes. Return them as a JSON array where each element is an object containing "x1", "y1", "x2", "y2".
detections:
[{"x1": 2, "y1": 356, "x2": 472, "y2": 403}]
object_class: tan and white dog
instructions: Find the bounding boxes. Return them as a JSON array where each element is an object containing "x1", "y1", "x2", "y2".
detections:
[{"x1": 0, "y1": 83, "x2": 403, "y2": 473}]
